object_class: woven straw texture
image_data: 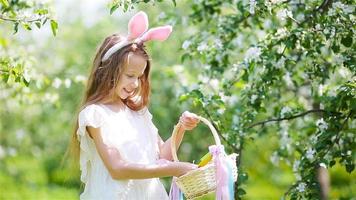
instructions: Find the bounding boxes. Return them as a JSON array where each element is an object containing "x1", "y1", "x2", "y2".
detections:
[{"x1": 171, "y1": 116, "x2": 238, "y2": 200}]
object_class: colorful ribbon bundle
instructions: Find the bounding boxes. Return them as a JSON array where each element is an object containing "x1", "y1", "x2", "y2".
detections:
[{"x1": 169, "y1": 144, "x2": 235, "y2": 200}]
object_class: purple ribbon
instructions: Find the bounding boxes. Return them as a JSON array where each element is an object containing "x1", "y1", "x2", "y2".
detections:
[
  {"x1": 169, "y1": 178, "x2": 183, "y2": 200},
  {"x1": 209, "y1": 145, "x2": 231, "y2": 200}
]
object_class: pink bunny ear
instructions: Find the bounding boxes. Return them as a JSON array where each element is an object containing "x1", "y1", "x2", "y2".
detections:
[
  {"x1": 140, "y1": 25, "x2": 173, "y2": 42},
  {"x1": 127, "y1": 11, "x2": 149, "y2": 41}
]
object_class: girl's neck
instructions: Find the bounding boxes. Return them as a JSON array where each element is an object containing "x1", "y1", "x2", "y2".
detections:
[{"x1": 100, "y1": 97, "x2": 126, "y2": 112}]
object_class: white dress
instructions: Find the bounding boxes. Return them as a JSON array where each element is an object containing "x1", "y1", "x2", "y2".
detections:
[{"x1": 77, "y1": 103, "x2": 169, "y2": 200}]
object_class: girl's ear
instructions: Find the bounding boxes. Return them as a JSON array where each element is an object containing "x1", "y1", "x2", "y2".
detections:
[
  {"x1": 127, "y1": 11, "x2": 149, "y2": 41},
  {"x1": 140, "y1": 26, "x2": 173, "y2": 42}
]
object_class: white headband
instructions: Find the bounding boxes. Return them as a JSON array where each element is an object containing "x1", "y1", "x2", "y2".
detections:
[
  {"x1": 101, "y1": 11, "x2": 172, "y2": 62},
  {"x1": 102, "y1": 38, "x2": 141, "y2": 62}
]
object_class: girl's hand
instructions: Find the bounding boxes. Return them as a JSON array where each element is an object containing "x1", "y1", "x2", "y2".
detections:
[
  {"x1": 172, "y1": 161, "x2": 198, "y2": 177},
  {"x1": 179, "y1": 111, "x2": 200, "y2": 131},
  {"x1": 157, "y1": 159, "x2": 198, "y2": 177}
]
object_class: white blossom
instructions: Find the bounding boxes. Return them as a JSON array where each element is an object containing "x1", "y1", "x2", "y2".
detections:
[
  {"x1": 276, "y1": 9, "x2": 293, "y2": 21},
  {"x1": 306, "y1": 148, "x2": 316, "y2": 160},
  {"x1": 52, "y1": 78, "x2": 62, "y2": 88},
  {"x1": 244, "y1": 47, "x2": 262, "y2": 62},
  {"x1": 270, "y1": 0, "x2": 286, "y2": 4},
  {"x1": 64, "y1": 78, "x2": 72, "y2": 88},
  {"x1": 23, "y1": 68, "x2": 31, "y2": 82},
  {"x1": 270, "y1": 151, "x2": 280, "y2": 165},
  {"x1": 182, "y1": 40, "x2": 192, "y2": 50},
  {"x1": 310, "y1": 134, "x2": 318, "y2": 144},
  {"x1": 16, "y1": 129, "x2": 26, "y2": 140},
  {"x1": 293, "y1": 160, "x2": 300, "y2": 172},
  {"x1": 214, "y1": 39, "x2": 223, "y2": 49},
  {"x1": 318, "y1": 84, "x2": 324, "y2": 96},
  {"x1": 316, "y1": 118, "x2": 328, "y2": 131},
  {"x1": 250, "y1": 94, "x2": 258, "y2": 104},
  {"x1": 280, "y1": 106, "x2": 292, "y2": 118},
  {"x1": 319, "y1": 163, "x2": 327, "y2": 169},
  {"x1": 296, "y1": 182, "x2": 306, "y2": 192},
  {"x1": 217, "y1": 108, "x2": 225, "y2": 115},
  {"x1": 75, "y1": 75, "x2": 87, "y2": 83},
  {"x1": 263, "y1": 19, "x2": 273, "y2": 29},
  {"x1": 275, "y1": 27, "x2": 289, "y2": 39},
  {"x1": 197, "y1": 42, "x2": 209, "y2": 53},
  {"x1": 296, "y1": 13, "x2": 305, "y2": 21},
  {"x1": 198, "y1": 74, "x2": 209, "y2": 83},
  {"x1": 249, "y1": 0, "x2": 257, "y2": 14},
  {"x1": 327, "y1": 88, "x2": 337, "y2": 97},
  {"x1": 280, "y1": 134, "x2": 291, "y2": 151},
  {"x1": 283, "y1": 72, "x2": 294, "y2": 87},
  {"x1": 44, "y1": 93, "x2": 59, "y2": 103},
  {"x1": 209, "y1": 79, "x2": 220, "y2": 91},
  {"x1": 295, "y1": 173, "x2": 302, "y2": 181},
  {"x1": 338, "y1": 67, "x2": 350, "y2": 78},
  {"x1": 275, "y1": 57, "x2": 286, "y2": 69},
  {"x1": 329, "y1": 2, "x2": 355, "y2": 15}
]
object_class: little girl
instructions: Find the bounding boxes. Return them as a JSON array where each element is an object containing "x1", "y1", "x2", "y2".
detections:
[{"x1": 70, "y1": 11, "x2": 200, "y2": 199}]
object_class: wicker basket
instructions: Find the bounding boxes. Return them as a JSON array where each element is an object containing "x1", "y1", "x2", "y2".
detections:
[{"x1": 171, "y1": 116, "x2": 238, "y2": 200}]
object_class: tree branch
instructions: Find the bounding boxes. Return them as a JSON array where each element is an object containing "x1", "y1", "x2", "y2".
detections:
[
  {"x1": 246, "y1": 109, "x2": 332, "y2": 129},
  {"x1": 0, "y1": 14, "x2": 44, "y2": 23}
]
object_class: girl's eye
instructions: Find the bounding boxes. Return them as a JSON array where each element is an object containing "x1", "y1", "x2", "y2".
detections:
[{"x1": 127, "y1": 74, "x2": 135, "y2": 78}]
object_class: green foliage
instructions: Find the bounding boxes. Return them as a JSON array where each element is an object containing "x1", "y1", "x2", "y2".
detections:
[
  {"x1": 0, "y1": 0, "x2": 354, "y2": 199},
  {"x1": 112, "y1": 0, "x2": 355, "y2": 198}
]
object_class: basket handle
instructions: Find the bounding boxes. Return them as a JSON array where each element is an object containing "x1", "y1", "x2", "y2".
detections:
[{"x1": 171, "y1": 115, "x2": 221, "y2": 162}]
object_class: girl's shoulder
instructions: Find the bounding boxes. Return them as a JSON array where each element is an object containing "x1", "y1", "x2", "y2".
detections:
[
  {"x1": 78, "y1": 104, "x2": 108, "y2": 128},
  {"x1": 79, "y1": 104, "x2": 107, "y2": 117}
]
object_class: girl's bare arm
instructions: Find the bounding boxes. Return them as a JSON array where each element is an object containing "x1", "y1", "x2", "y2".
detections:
[{"x1": 87, "y1": 126, "x2": 196, "y2": 180}]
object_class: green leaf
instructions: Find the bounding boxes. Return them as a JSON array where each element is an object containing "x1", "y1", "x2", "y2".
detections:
[
  {"x1": 0, "y1": 0, "x2": 9, "y2": 8},
  {"x1": 237, "y1": 188, "x2": 247, "y2": 196},
  {"x1": 35, "y1": 22, "x2": 41, "y2": 29},
  {"x1": 123, "y1": 3, "x2": 129, "y2": 12},
  {"x1": 179, "y1": 94, "x2": 189, "y2": 102},
  {"x1": 181, "y1": 53, "x2": 191, "y2": 62},
  {"x1": 345, "y1": 163, "x2": 354, "y2": 173},
  {"x1": 331, "y1": 43, "x2": 340, "y2": 53},
  {"x1": 110, "y1": 4, "x2": 119, "y2": 15},
  {"x1": 341, "y1": 34, "x2": 353, "y2": 47},
  {"x1": 172, "y1": 0, "x2": 177, "y2": 6},
  {"x1": 36, "y1": 9, "x2": 49, "y2": 15},
  {"x1": 2, "y1": 73, "x2": 10, "y2": 82},
  {"x1": 238, "y1": 172, "x2": 248, "y2": 183},
  {"x1": 42, "y1": 18, "x2": 48, "y2": 25},
  {"x1": 50, "y1": 20, "x2": 58, "y2": 36},
  {"x1": 22, "y1": 23, "x2": 32, "y2": 31},
  {"x1": 13, "y1": 22, "x2": 19, "y2": 34},
  {"x1": 329, "y1": 160, "x2": 336, "y2": 167}
]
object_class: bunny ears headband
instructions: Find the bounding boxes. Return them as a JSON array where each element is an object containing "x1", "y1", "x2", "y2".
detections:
[{"x1": 102, "y1": 11, "x2": 173, "y2": 62}]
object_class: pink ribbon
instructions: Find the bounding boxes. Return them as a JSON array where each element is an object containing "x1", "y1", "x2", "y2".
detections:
[
  {"x1": 209, "y1": 145, "x2": 231, "y2": 200},
  {"x1": 169, "y1": 178, "x2": 183, "y2": 200}
]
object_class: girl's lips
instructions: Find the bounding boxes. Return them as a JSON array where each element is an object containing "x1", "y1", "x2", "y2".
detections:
[{"x1": 124, "y1": 88, "x2": 133, "y2": 94}]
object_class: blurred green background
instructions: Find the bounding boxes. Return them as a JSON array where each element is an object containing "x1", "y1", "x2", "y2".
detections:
[{"x1": 0, "y1": 0, "x2": 354, "y2": 199}]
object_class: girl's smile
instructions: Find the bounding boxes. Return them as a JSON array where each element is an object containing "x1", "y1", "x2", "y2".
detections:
[{"x1": 117, "y1": 52, "x2": 147, "y2": 100}]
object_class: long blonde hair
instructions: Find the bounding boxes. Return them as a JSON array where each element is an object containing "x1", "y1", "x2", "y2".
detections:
[{"x1": 66, "y1": 34, "x2": 151, "y2": 166}]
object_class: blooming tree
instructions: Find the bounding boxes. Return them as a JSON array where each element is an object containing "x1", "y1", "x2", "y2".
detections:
[{"x1": 112, "y1": 0, "x2": 355, "y2": 199}]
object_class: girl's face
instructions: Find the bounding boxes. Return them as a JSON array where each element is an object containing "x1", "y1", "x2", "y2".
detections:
[{"x1": 116, "y1": 52, "x2": 147, "y2": 99}]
